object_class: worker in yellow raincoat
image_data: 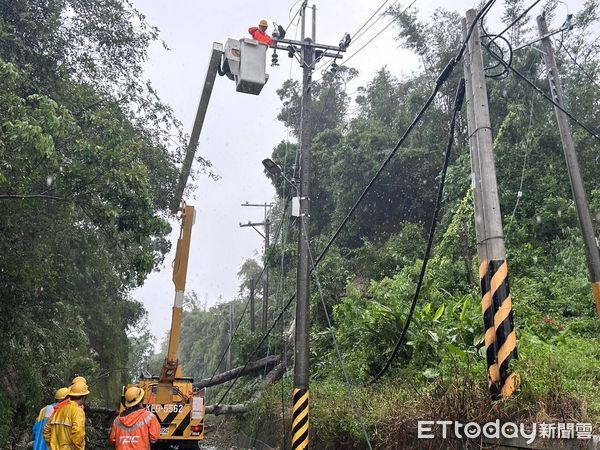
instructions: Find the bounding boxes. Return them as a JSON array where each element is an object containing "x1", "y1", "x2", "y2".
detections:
[
  {"x1": 32, "y1": 387, "x2": 69, "y2": 450},
  {"x1": 43, "y1": 381, "x2": 90, "y2": 450}
]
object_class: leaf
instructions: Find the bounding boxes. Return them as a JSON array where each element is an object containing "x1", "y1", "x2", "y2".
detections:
[
  {"x1": 423, "y1": 303, "x2": 432, "y2": 316},
  {"x1": 433, "y1": 304, "x2": 445, "y2": 321},
  {"x1": 459, "y1": 297, "x2": 470, "y2": 323},
  {"x1": 473, "y1": 333, "x2": 485, "y2": 346},
  {"x1": 447, "y1": 343, "x2": 466, "y2": 358},
  {"x1": 423, "y1": 368, "x2": 440, "y2": 379},
  {"x1": 427, "y1": 330, "x2": 439, "y2": 342}
]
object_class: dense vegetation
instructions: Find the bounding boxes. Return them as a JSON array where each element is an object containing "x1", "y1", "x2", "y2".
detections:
[
  {"x1": 1, "y1": 0, "x2": 599, "y2": 448},
  {"x1": 0, "y1": 0, "x2": 212, "y2": 446}
]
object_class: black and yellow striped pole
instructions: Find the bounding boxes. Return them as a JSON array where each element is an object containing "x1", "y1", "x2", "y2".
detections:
[
  {"x1": 479, "y1": 260, "x2": 501, "y2": 398},
  {"x1": 463, "y1": 9, "x2": 519, "y2": 399},
  {"x1": 292, "y1": 388, "x2": 310, "y2": 449},
  {"x1": 490, "y1": 260, "x2": 519, "y2": 397}
]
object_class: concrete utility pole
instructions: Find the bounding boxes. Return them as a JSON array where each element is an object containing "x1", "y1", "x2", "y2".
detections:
[
  {"x1": 264, "y1": 218, "x2": 270, "y2": 330},
  {"x1": 462, "y1": 18, "x2": 499, "y2": 400},
  {"x1": 537, "y1": 14, "x2": 600, "y2": 317},
  {"x1": 227, "y1": 302, "x2": 233, "y2": 370},
  {"x1": 249, "y1": 281, "x2": 256, "y2": 332},
  {"x1": 271, "y1": 4, "x2": 348, "y2": 448},
  {"x1": 464, "y1": 9, "x2": 519, "y2": 400},
  {"x1": 240, "y1": 202, "x2": 273, "y2": 331}
]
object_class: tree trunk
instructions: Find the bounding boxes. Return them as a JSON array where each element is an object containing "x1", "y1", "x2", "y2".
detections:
[
  {"x1": 205, "y1": 403, "x2": 247, "y2": 415},
  {"x1": 193, "y1": 355, "x2": 280, "y2": 389}
]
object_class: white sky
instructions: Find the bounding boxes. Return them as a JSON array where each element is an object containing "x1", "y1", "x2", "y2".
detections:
[{"x1": 129, "y1": 0, "x2": 585, "y2": 344}]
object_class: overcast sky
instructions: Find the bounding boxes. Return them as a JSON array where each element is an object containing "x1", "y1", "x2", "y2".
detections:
[{"x1": 129, "y1": 0, "x2": 585, "y2": 345}]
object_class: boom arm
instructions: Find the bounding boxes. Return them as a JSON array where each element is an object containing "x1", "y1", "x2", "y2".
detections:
[
  {"x1": 159, "y1": 205, "x2": 195, "y2": 387},
  {"x1": 170, "y1": 43, "x2": 224, "y2": 214}
]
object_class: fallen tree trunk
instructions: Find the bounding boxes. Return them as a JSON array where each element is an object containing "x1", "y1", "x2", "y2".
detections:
[
  {"x1": 205, "y1": 403, "x2": 247, "y2": 415},
  {"x1": 252, "y1": 361, "x2": 287, "y2": 402},
  {"x1": 193, "y1": 355, "x2": 280, "y2": 389}
]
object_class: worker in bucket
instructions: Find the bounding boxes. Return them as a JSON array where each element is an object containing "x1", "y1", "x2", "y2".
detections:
[
  {"x1": 32, "y1": 387, "x2": 69, "y2": 450},
  {"x1": 248, "y1": 19, "x2": 273, "y2": 46},
  {"x1": 109, "y1": 386, "x2": 160, "y2": 449},
  {"x1": 43, "y1": 381, "x2": 89, "y2": 450}
]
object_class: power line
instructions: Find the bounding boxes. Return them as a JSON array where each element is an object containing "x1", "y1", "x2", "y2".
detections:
[
  {"x1": 485, "y1": 45, "x2": 600, "y2": 143},
  {"x1": 316, "y1": 0, "x2": 418, "y2": 78},
  {"x1": 304, "y1": 221, "x2": 373, "y2": 449},
  {"x1": 490, "y1": 0, "x2": 544, "y2": 43},
  {"x1": 205, "y1": 203, "x2": 288, "y2": 387},
  {"x1": 351, "y1": 0, "x2": 395, "y2": 43},
  {"x1": 314, "y1": 0, "x2": 498, "y2": 268},
  {"x1": 505, "y1": 89, "x2": 536, "y2": 243},
  {"x1": 560, "y1": 39, "x2": 600, "y2": 91},
  {"x1": 372, "y1": 78, "x2": 465, "y2": 383},
  {"x1": 286, "y1": 0, "x2": 305, "y2": 32}
]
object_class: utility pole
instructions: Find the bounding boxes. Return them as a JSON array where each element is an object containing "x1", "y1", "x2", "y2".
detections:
[
  {"x1": 462, "y1": 18, "x2": 499, "y2": 401},
  {"x1": 249, "y1": 280, "x2": 256, "y2": 332},
  {"x1": 464, "y1": 9, "x2": 519, "y2": 400},
  {"x1": 537, "y1": 14, "x2": 600, "y2": 317},
  {"x1": 264, "y1": 218, "x2": 270, "y2": 330},
  {"x1": 240, "y1": 202, "x2": 273, "y2": 331},
  {"x1": 271, "y1": 4, "x2": 349, "y2": 448},
  {"x1": 227, "y1": 302, "x2": 233, "y2": 370}
]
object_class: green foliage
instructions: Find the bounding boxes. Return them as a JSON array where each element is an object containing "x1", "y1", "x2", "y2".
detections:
[{"x1": 0, "y1": 0, "x2": 214, "y2": 444}]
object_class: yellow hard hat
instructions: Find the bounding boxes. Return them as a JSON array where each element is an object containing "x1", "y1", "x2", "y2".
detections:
[
  {"x1": 259, "y1": 19, "x2": 268, "y2": 27},
  {"x1": 124, "y1": 387, "x2": 145, "y2": 408},
  {"x1": 71, "y1": 376, "x2": 87, "y2": 385},
  {"x1": 55, "y1": 387, "x2": 69, "y2": 401},
  {"x1": 69, "y1": 381, "x2": 90, "y2": 397}
]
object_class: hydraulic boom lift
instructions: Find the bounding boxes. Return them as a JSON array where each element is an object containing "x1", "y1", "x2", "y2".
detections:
[{"x1": 126, "y1": 37, "x2": 271, "y2": 450}]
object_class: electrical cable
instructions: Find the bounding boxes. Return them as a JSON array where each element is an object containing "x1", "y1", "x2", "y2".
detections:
[
  {"x1": 315, "y1": 0, "x2": 418, "y2": 79},
  {"x1": 505, "y1": 96, "x2": 535, "y2": 242},
  {"x1": 205, "y1": 205, "x2": 288, "y2": 387},
  {"x1": 371, "y1": 78, "x2": 465, "y2": 383},
  {"x1": 560, "y1": 40, "x2": 600, "y2": 91},
  {"x1": 313, "y1": 0, "x2": 497, "y2": 268},
  {"x1": 482, "y1": 33, "x2": 513, "y2": 78},
  {"x1": 215, "y1": 0, "x2": 497, "y2": 404},
  {"x1": 351, "y1": 0, "x2": 394, "y2": 43},
  {"x1": 304, "y1": 221, "x2": 373, "y2": 450},
  {"x1": 489, "y1": 0, "x2": 544, "y2": 43},
  {"x1": 215, "y1": 292, "x2": 296, "y2": 407},
  {"x1": 286, "y1": 0, "x2": 305, "y2": 32},
  {"x1": 485, "y1": 45, "x2": 600, "y2": 143}
]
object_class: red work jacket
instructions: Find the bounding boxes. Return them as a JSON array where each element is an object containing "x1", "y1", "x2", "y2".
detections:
[{"x1": 248, "y1": 27, "x2": 273, "y2": 45}]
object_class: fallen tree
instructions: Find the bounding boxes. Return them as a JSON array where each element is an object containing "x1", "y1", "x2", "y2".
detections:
[
  {"x1": 193, "y1": 355, "x2": 280, "y2": 389},
  {"x1": 206, "y1": 403, "x2": 247, "y2": 415}
]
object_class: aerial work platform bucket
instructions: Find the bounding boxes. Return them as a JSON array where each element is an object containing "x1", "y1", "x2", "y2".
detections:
[{"x1": 223, "y1": 38, "x2": 269, "y2": 95}]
